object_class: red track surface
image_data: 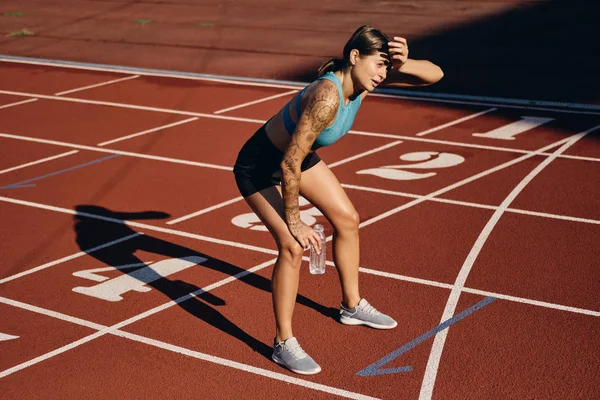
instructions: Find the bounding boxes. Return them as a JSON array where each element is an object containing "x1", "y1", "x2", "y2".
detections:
[{"x1": 0, "y1": 61, "x2": 599, "y2": 400}]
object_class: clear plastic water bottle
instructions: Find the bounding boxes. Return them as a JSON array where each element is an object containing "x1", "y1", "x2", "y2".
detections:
[{"x1": 309, "y1": 224, "x2": 326, "y2": 274}]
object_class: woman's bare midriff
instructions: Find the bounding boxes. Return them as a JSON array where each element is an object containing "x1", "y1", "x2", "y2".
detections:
[
  {"x1": 264, "y1": 93, "x2": 315, "y2": 155},
  {"x1": 265, "y1": 110, "x2": 307, "y2": 153}
]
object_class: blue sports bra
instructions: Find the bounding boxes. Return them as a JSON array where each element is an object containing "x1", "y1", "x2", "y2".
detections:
[{"x1": 282, "y1": 72, "x2": 362, "y2": 150}]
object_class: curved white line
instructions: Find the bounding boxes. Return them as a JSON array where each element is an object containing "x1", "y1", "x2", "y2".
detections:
[{"x1": 419, "y1": 125, "x2": 599, "y2": 400}]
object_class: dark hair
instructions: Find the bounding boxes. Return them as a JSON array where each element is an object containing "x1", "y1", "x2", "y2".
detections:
[{"x1": 317, "y1": 25, "x2": 390, "y2": 77}]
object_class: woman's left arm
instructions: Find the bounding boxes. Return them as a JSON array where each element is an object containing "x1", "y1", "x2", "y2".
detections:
[{"x1": 385, "y1": 37, "x2": 444, "y2": 87}]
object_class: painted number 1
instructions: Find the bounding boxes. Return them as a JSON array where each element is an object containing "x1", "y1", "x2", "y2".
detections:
[{"x1": 473, "y1": 116, "x2": 554, "y2": 140}]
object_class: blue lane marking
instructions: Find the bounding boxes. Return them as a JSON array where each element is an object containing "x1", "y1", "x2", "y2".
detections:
[
  {"x1": 357, "y1": 296, "x2": 496, "y2": 377},
  {"x1": 1, "y1": 154, "x2": 120, "y2": 189}
]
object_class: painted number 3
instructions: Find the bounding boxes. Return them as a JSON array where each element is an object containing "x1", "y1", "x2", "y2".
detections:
[
  {"x1": 231, "y1": 196, "x2": 322, "y2": 231},
  {"x1": 356, "y1": 151, "x2": 465, "y2": 181}
]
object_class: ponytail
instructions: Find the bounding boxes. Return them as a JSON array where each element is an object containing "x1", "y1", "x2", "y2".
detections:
[
  {"x1": 317, "y1": 26, "x2": 390, "y2": 77},
  {"x1": 317, "y1": 58, "x2": 346, "y2": 77}
]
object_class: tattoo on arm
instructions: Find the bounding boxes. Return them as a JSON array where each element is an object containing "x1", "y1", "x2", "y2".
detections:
[{"x1": 281, "y1": 82, "x2": 339, "y2": 229}]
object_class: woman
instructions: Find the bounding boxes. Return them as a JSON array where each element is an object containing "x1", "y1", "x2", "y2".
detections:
[{"x1": 233, "y1": 25, "x2": 443, "y2": 375}]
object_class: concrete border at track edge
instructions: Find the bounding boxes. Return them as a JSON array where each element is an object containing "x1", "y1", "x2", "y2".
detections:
[{"x1": 2, "y1": 55, "x2": 600, "y2": 112}]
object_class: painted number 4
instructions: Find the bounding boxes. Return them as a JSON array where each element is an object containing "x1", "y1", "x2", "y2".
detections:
[{"x1": 72, "y1": 256, "x2": 206, "y2": 302}]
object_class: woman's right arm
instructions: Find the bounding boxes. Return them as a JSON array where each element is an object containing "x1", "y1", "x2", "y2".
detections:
[{"x1": 280, "y1": 80, "x2": 339, "y2": 251}]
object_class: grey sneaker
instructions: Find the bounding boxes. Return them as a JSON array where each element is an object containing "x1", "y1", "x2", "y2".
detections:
[
  {"x1": 339, "y1": 298, "x2": 398, "y2": 329},
  {"x1": 272, "y1": 337, "x2": 321, "y2": 375}
]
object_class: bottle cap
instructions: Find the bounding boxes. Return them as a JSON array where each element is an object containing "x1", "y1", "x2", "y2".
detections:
[{"x1": 313, "y1": 224, "x2": 324, "y2": 232}]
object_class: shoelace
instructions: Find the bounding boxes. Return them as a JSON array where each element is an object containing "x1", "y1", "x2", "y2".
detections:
[
  {"x1": 359, "y1": 302, "x2": 380, "y2": 316},
  {"x1": 285, "y1": 342, "x2": 307, "y2": 360}
]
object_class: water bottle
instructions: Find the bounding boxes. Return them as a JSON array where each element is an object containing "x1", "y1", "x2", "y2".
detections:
[{"x1": 309, "y1": 224, "x2": 326, "y2": 274}]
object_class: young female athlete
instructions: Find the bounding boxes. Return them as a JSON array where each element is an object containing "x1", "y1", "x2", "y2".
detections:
[{"x1": 233, "y1": 25, "x2": 444, "y2": 374}]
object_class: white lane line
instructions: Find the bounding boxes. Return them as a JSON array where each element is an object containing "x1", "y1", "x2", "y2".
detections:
[
  {"x1": 418, "y1": 125, "x2": 597, "y2": 400},
  {"x1": 0, "y1": 195, "x2": 278, "y2": 256},
  {"x1": 416, "y1": 108, "x2": 497, "y2": 137},
  {"x1": 557, "y1": 153, "x2": 600, "y2": 163},
  {"x1": 357, "y1": 266, "x2": 454, "y2": 290},
  {"x1": 354, "y1": 265, "x2": 599, "y2": 317},
  {"x1": 0, "y1": 98, "x2": 38, "y2": 110},
  {"x1": 0, "y1": 150, "x2": 79, "y2": 176},
  {"x1": 2, "y1": 249, "x2": 597, "y2": 390},
  {"x1": 0, "y1": 75, "x2": 150, "y2": 177},
  {"x1": 341, "y1": 183, "x2": 600, "y2": 226},
  {"x1": 167, "y1": 196, "x2": 244, "y2": 225},
  {"x1": 116, "y1": 330, "x2": 379, "y2": 400},
  {"x1": 356, "y1": 137, "x2": 573, "y2": 231},
  {"x1": 2, "y1": 87, "x2": 597, "y2": 162},
  {"x1": 460, "y1": 288, "x2": 600, "y2": 317},
  {"x1": 0, "y1": 333, "x2": 19, "y2": 341},
  {"x1": 1, "y1": 76, "x2": 140, "y2": 113},
  {"x1": 0, "y1": 296, "x2": 107, "y2": 330},
  {"x1": 350, "y1": 129, "x2": 534, "y2": 153},
  {"x1": 54, "y1": 75, "x2": 140, "y2": 96},
  {"x1": 4, "y1": 55, "x2": 600, "y2": 114},
  {"x1": 0, "y1": 132, "x2": 233, "y2": 171},
  {"x1": 328, "y1": 141, "x2": 403, "y2": 168},
  {"x1": 372, "y1": 93, "x2": 600, "y2": 116},
  {"x1": 0, "y1": 329, "x2": 108, "y2": 378},
  {"x1": 0, "y1": 293, "x2": 378, "y2": 399},
  {"x1": 213, "y1": 90, "x2": 298, "y2": 114},
  {"x1": 0, "y1": 258, "x2": 274, "y2": 377},
  {"x1": 0, "y1": 57, "x2": 303, "y2": 90},
  {"x1": 0, "y1": 89, "x2": 266, "y2": 124},
  {"x1": 349, "y1": 129, "x2": 600, "y2": 164},
  {"x1": 97, "y1": 117, "x2": 199, "y2": 147},
  {"x1": 506, "y1": 208, "x2": 600, "y2": 225},
  {"x1": 0, "y1": 233, "x2": 141, "y2": 285}
]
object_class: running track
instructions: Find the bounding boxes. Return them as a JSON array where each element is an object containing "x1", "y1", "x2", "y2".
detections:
[{"x1": 0, "y1": 59, "x2": 599, "y2": 399}]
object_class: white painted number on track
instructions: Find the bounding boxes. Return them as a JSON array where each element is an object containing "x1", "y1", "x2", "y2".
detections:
[
  {"x1": 356, "y1": 151, "x2": 465, "y2": 181},
  {"x1": 0, "y1": 333, "x2": 19, "y2": 342},
  {"x1": 473, "y1": 116, "x2": 554, "y2": 140},
  {"x1": 231, "y1": 196, "x2": 323, "y2": 231},
  {"x1": 72, "y1": 256, "x2": 206, "y2": 302}
]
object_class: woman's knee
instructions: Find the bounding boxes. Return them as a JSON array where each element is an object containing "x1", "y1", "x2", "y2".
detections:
[
  {"x1": 333, "y1": 209, "x2": 360, "y2": 233},
  {"x1": 278, "y1": 238, "x2": 304, "y2": 264}
]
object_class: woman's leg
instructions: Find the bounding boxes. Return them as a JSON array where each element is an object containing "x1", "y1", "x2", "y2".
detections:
[
  {"x1": 242, "y1": 186, "x2": 304, "y2": 343},
  {"x1": 299, "y1": 161, "x2": 397, "y2": 329},
  {"x1": 299, "y1": 161, "x2": 361, "y2": 309}
]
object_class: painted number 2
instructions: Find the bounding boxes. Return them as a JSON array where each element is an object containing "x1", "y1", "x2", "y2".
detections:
[{"x1": 356, "y1": 151, "x2": 465, "y2": 181}]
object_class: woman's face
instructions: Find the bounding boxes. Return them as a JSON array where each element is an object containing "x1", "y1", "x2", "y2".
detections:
[{"x1": 351, "y1": 51, "x2": 390, "y2": 92}]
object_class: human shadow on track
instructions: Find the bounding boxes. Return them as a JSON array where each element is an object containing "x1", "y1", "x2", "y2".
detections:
[{"x1": 72, "y1": 205, "x2": 338, "y2": 360}]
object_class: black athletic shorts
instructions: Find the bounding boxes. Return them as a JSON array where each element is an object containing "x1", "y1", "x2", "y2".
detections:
[{"x1": 233, "y1": 124, "x2": 321, "y2": 197}]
